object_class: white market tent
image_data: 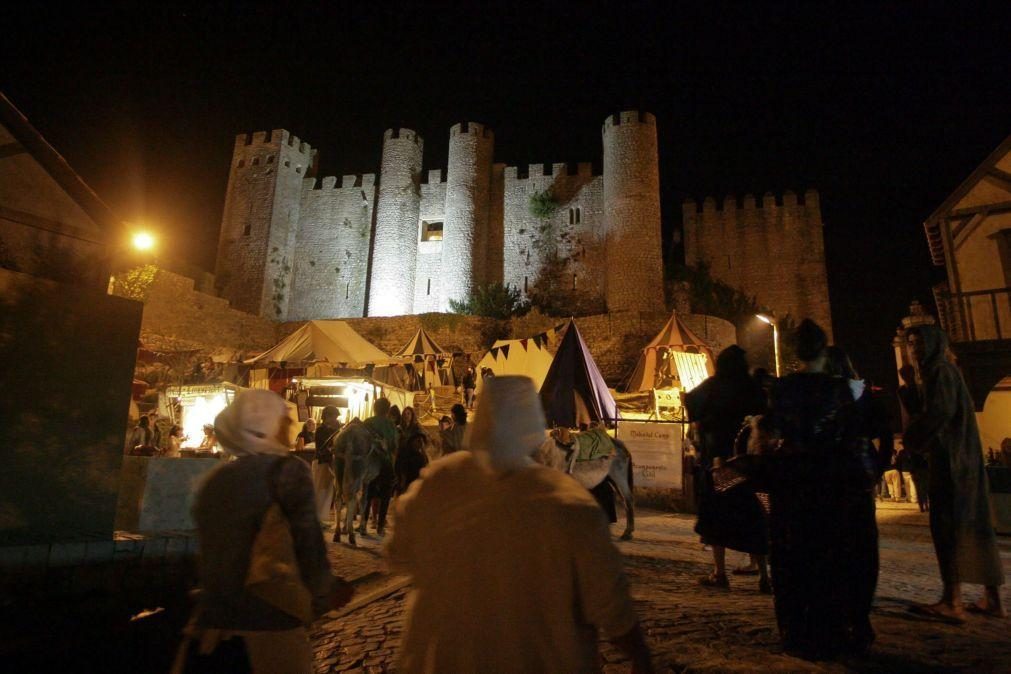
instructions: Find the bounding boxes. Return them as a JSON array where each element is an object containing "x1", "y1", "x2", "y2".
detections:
[
  {"x1": 476, "y1": 338, "x2": 554, "y2": 393},
  {"x1": 245, "y1": 320, "x2": 391, "y2": 369}
]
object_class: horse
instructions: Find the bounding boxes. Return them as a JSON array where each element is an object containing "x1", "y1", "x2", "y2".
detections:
[
  {"x1": 330, "y1": 420, "x2": 387, "y2": 546},
  {"x1": 535, "y1": 429, "x2": 635, "y2": 540}
]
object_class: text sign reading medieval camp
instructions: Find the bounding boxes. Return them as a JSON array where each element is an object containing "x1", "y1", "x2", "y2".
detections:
[{"x1": 616, "y1": 421, "x2": 683, "y2": 489}]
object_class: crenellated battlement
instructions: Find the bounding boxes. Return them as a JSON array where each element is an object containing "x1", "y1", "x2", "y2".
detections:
[
  {"x1": 449, "y1": 121, "x2": 494, "y2": 139},
  {"x1": 602, "y1": 110, "x2": 656, "y2": 134},
  {"x1": 383, "y1": 128, "x2": 423, "y2": 145},
  {"x1": 683, "y1": 188, "x2": 821, "y2": 223},
  {"x1": 235, "y1": 129, "x2": 313, "y2": 156},
  {"x1": 503, "y1": 162, "x2": 595, "y2": 180},
  {"x1": 302, "y1": 174, "x2": 377, "y2": 191}
]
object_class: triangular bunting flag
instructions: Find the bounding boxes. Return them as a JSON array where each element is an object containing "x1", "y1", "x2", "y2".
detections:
[
  {"x1": 520, "y1": 338, "x2": 528, "y2": 350},
  {"x1": 532, "y1": 334, "x2": 543, "y2": 348},
  {"x1": 501, "y1": 344, "x2": 510, "y2": 358}
]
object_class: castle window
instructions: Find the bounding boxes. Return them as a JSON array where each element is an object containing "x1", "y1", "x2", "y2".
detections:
[
  {"x1": 572, "y1": 273, "x2": 577, "y2": 290},
  {"x1": 237, "y1": 159, "x2": 245, "y2": 168},
  {"x1": 346, "y1": 282, "x2": 350, "y2": 300},
  {"x1": 295, "y1": 166, "x2": 302, "y2": 174},
  {"x1": 284, "y1": 160, "x2": 290, "y2": 168},
  {"x1": 575, "y1": 207, "x2": 582, "y2": 224},
  {"x1": 569, "y1": 208, "x2": 574, "y2": 225},
  {"x1": 267, "y1": 156, "x2": 275, "y2": 164},
  {"x1": 421, "y1": 220, "x2": 444, "y2": 242},
  {"x1": 524, "y1": 276, "x2": 529, "y2": 293},
  {"x1": 427, "y1": 278, "x2": 431, "y2": 296},
  {"x1": 243, "y1": 223, "x2": 251, "y2": 236},
  {"x1": 252, "y1": 157, "x2": 260, "y2": 165}
]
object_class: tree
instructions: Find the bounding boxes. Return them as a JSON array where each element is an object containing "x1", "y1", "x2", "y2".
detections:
[
  {"x1": 449, "y1": 282, "x2": 530, "y2": 319},
  {"x1": 526, "y1": 252, "x2": 607, "y2": 317}
]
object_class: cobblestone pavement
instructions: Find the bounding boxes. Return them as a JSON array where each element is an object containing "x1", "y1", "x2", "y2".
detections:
[{"x1": 312, "y1": 503, "x2": 1011, "y2": 673}]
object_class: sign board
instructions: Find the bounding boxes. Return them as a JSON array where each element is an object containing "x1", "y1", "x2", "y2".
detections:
[{"x1": 615, "y1": 421, "x2": 683, "y2": 489}]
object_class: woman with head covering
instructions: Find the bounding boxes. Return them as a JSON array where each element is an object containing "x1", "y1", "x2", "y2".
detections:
[
  {"x1": 904, "y1": 325, "x2": 1005, "y2": 621},
  {"x1": 684, "y1": 345, "x2": 769, "y2": 591},
  {"x1": 184, "y1": 389, "x2": 341, "y2": 673},
  {"x1": 385, "y1": 376, "x2": 653, "y2": 673}
]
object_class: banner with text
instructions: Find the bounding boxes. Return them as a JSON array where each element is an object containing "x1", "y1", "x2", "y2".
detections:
[{"x1": 616, "y1": 421, "x2": 683, "y2": 489}]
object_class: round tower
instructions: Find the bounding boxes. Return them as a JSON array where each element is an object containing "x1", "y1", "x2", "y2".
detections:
[
  {"x1": 370, "y1": 128, "x2": 423, "y2": 316},
  {"x1": 602, "y1": 111, "x2": 664, "y2": 313},
  {"x1": 441, "y1": 121, "x2": 494, "y2": 311}
]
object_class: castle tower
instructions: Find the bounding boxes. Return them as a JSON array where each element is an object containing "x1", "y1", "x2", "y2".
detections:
[
  {"x1": 215, "y1": 129, "x2": 314, "y2": 317},
  {"x1": 441, "y1": 121, "x2": 494, "y2": 310},
  {"x1": 369, "y1": 128, "x2": 423, "y2": 316},
  {"x1": 602, "y1": 111, "x2": 664, "y2": 313}
]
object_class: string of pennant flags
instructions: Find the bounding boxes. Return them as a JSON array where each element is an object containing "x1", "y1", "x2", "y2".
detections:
[{"x1": 486, "y1": 321, "x2": 569, "y2": 360}]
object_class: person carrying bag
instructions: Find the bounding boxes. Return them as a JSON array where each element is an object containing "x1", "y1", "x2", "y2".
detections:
[{"x1": 173, "y1": 390, "x2": 353, "y2": 674}]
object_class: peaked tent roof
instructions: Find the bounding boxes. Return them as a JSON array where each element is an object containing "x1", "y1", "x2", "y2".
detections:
[
  {"x1": 540, "y1": 320, "x2": 619, "y2": 427},
  {"x1": 625, "y1": 311, "x2": 716, "y2": 391},
  {"x1": 245, "y1": 320, "x2": 390, "y2": 368},
  {"x1": 476, "y1": 338, "x2": 554, "y2": 393},
  {"x1": 393, "y1": 327, "x2": 447, "y2": 358}
]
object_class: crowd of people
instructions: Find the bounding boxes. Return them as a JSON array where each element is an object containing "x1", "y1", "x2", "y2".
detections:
[{"x1": 171, "y1": 319, "x2": 1004, "y2": 673}]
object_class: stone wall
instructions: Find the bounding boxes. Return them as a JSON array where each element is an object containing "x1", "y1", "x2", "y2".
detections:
[
  {"x1": 287, "y1": 174, "x2": 376, "y2": 320},
  {"x1": 110, "y1": 267, "x2": 276, "y2": 353},
  {"x1": 683, "y1": 189, "x2": 834, "y2": 340}
]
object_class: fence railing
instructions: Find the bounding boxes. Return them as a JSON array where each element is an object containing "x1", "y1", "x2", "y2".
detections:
[{"x1": 937, "y1": 287, "x2": 1011, "y2": 342}]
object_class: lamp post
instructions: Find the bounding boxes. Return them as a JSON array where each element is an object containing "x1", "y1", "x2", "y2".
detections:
[{"x1": 756, "y1": 313, "x2": 781, "y2": 377}]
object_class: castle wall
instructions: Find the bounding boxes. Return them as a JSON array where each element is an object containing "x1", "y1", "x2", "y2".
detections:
[
  {"x1": 602, "y1": 111, "x2": 665, "y2": 313},
  {"x1": 441, "y1": 122, "x2": 493, "y2": 310},
  {"x1": 286, "y1": 175, "x2": 376, "y2": 320},
  {"x1": 370, "y1": 129, "x2": 423, "y2": 316},
  {"x1": 683, "y1": 189, "x2": 834, "y2": 338},
  {"x1": 214, "y1": 130, "x2": 314, "y2": 317},
  {"x1": 501, "y1": 164, "x2": 604, "y2": 303},
  {"x1": 413, "y1": 170, "x2": 447, "y2": 313}
]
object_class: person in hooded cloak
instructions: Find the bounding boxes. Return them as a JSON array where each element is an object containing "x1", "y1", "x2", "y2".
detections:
[
  {"x1": 384, "y1": 376, "x2": 653, "y2": 674},
  {"x1": 904, "y1": 325, "x2": 1005, "y2": 621}
]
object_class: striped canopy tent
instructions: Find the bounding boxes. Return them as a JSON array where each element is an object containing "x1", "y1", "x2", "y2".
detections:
[
  {"x1": 625, "y1": 311, "x2": 715, "y2": 392},
  {"x1": 540, "y1": 320, "x2": 619, "y2": 428},
  {"x1": 393, "y1": 328, "x2": 450, "y2": 389},
  {"x1": 393, "y1": 327, "x2": 447, "y2": 358}
]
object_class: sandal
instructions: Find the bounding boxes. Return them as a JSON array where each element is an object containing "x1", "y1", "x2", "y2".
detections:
[{"x1": 698, "y1": 572, "x2": 729, "y2": 589}]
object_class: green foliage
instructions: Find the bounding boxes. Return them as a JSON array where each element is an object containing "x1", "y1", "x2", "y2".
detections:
[
  {"x1": 529, "y1": 189, "x2": 559, "y2": 219},
  {"x1": 113, "y1": 264, "x2": 159, "y2": 302},
  {"x1": 449, "y1": 283, "x2": 530, "y2": 320},
  {"x1": 269, "y1": 252, "x2": 291, "y2": 317}
]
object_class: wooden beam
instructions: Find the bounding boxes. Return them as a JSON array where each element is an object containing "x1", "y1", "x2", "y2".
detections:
[
  {"x1": 983, "y1": 167, "x2": 1011, "y2": 193},
  {"x1": 0, "y1": 141, "x2": 26, "y2": 160},
  {"x1": 953, "y1": 212, "x2": 987, "y2": 249},
  {"x1": 950, "y1": 199, "x2": 1011, "y2": 217}
]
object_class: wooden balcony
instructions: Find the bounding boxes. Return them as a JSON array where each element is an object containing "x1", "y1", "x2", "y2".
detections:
[{"x1": 936, "y1": 286, "x2": 1011, "y2": 343}]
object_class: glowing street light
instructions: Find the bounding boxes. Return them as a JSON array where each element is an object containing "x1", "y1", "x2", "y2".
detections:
[
  {"x1": 756, "y1": 313, "x2": 781, "y2": 377},
  {"x1": 132, "y1": 231, "x2": 156, "y2": 251}
]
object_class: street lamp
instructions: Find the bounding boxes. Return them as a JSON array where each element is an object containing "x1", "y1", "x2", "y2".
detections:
[
  {"x1": 756, "y1": 313, "x2": 781, "y2": 377},
  {"x1": 132, "y1": 231, "x2": 156, "y2": 252}
]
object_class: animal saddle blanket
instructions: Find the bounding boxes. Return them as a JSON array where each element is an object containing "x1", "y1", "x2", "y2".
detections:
[{"x1": 572, "y1": 429, "x2": 615, "y2": 464}]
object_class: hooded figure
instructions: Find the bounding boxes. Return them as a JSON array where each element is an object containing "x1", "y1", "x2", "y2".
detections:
[
  {"x1": 904, "y1": 325, "x2": 1004, "y2": 616},
  {"x1": 188, "y1": 390, "x2": 333, "y2": 674},
  {"x1": 384, "y1": 376, "x2": 650, "y2": 674}
]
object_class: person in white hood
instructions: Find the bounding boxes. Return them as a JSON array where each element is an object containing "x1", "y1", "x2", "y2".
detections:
[{"x1": 385, "y1": 376, "x2": 652, "y2": 673}]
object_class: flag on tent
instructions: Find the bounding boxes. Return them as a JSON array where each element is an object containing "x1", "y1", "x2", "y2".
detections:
[{"x1": 539, "y1": 320, "x2": 619, "y2": 428}]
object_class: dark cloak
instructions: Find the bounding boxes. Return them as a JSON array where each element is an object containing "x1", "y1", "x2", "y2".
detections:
[
  {"x1": 684, "y1": 346, "x2": 768, "y2": 554},
  {"x1": 903, "y1": 325, "x2": 1004, "y2": 587}
]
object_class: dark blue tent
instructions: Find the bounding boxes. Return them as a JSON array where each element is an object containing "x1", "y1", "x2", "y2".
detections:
[{"x1": 539, "y1": 320, "x2": 619, "y2": 428}]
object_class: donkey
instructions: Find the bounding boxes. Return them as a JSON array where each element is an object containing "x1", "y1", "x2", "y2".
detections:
[
  {"x1": 331, "y1": 420, "x2": 387, "y2": 546},
  {"x1": 535, "y1": 430, "x2": 635, "y2": 540}
]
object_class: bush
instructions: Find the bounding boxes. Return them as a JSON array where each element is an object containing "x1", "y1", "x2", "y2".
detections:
[
  {"x1": 449, "y1": 283, "x2": 530, "y2": 319},
  {"x1": 529, "y1": 190, "x2": 559, "y2": 219}
]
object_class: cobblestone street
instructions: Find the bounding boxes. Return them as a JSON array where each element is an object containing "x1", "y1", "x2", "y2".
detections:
[{"x1": 312, "y1": 503, "x2": 1011, "y2": 673}]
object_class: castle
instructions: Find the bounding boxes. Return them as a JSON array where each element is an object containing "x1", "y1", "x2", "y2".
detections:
[
  {"x1": 213, "y1": 110, "x2": 831, "y2": 336},
  {"x1": 214, "y1": 111, "x2": 665, "y2": 320}
]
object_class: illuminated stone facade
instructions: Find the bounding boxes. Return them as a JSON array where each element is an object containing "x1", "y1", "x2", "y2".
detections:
[{"x1": 214, "y1": 112, "x2": 665, "y2": 319}]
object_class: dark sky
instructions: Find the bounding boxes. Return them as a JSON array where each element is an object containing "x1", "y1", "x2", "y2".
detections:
[{"x1": 3, "y1": 3, "x2": 1011, "y2": 391}]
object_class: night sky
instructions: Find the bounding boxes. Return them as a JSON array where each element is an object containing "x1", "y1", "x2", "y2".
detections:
[{"x1": 4, "y1": 4, "x2": 1011, "y2": 392}]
